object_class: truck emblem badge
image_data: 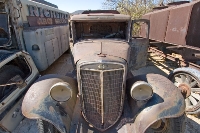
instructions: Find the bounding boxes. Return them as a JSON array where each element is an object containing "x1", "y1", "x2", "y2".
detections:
[{"x1": 98, "y1": 64, "x2": 106, "y2": 70}]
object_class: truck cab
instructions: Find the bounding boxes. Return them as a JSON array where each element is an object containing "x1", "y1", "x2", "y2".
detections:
[{"x1": 22, "y1": 10, "x2": 186, "y2": 133}]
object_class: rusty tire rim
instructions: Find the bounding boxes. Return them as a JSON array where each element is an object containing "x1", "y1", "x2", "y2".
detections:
[
  {"x1": 171, "y1": 72, "x2": 200, "y2": 112},
  {"x1": 150, "y1": 119, "x2": 169, "y2": 132}
]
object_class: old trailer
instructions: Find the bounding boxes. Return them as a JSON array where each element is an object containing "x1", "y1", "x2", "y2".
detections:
[{"x1": 141, "y1": 0, "x2": 200, "y2": 115}]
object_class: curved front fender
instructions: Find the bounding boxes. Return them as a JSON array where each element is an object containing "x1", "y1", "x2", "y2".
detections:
[
  {"x1": 127, "y1": 74, "x2": 185, "y2": 133},
  {"x1": 22, "y1": 74, "x2": 78, "y2": 133}
]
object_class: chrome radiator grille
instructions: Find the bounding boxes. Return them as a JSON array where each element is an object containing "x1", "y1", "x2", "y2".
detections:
[{"x1": 80, "y1": 64, "x2": 125, "y2": 130}]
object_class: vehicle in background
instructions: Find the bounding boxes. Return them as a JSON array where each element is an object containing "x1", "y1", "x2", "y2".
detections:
[
  {"x1": 0, "y1": 0, "x2": 69, "y2": 131},
  {"x1": 141, "y1": 0, "x2": 200, "y2": 115},
  {"x1": 22, "y1": 10, "x2": 186, "y2": 133}
]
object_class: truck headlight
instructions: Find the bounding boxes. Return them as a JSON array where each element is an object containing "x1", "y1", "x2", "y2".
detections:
[
  {"x1": 50, "y1": 82, "x2": 72, "y2": 102},
  {"x1": 130, "y1": 81, "x2": 153, "y2": 101}
]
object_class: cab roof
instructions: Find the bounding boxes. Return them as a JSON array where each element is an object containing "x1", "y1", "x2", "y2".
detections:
[
  {"x1": 82, "y1": 10, "x2": 120, "y2": 14},
  {"x1": 70, "y1": 13, "x2": 131, "y2": 22}
]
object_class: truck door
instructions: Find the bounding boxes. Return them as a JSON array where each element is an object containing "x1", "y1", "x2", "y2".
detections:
[{"x1": 129, "y1": 19, "x2": 150, "y2": 70}]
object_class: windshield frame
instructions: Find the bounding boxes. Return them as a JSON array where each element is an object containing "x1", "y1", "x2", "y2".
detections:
[{"x1": 71, "y1": 20, "x2": 131, "y2": 43}]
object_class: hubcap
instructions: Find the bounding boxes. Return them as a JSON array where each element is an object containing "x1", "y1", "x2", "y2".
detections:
[{"x1": 178, "y1": 83, "x2": 191, "y2": 98}]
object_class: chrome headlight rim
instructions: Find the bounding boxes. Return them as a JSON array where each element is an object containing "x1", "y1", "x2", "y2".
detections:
[
  {"x1": 130, "y1": 81, "x2": 153, "y2": 101},
  {"x1": 49, "y1": 82, "x2": 72, "y2": 102}
]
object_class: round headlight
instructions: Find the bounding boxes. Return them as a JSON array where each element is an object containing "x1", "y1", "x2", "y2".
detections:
[
  {"x1": 130, "y1": 81, "x2": 153, "y2": 101},
  {"x1": 50, "y1": 82, "x2": 72, "y2": 102}
]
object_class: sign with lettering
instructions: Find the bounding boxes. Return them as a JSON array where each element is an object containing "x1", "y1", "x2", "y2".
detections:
[{"x1": 27, "y1": 5, "x2": 68, "y2": 27}]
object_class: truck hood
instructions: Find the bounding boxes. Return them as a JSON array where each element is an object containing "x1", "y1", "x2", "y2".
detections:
[{"x1": 73, "y1": 39, "x2": 130, "y2": 63}]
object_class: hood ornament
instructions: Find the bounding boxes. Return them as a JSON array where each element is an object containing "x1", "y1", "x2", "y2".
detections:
[{"x1": 97, "y1": 42, "x2": 107, "y2": 57}]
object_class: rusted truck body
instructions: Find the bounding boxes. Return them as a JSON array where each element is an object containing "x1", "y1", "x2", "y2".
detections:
[
  {"x1": 141, "y1": 0, "x2": 200, "y2": 61},
  {"x1": 0, "y1": 0, "x2": 69, "y2": 132},
  {"x1": 22, "y1": 10, "x2": 185, "y2": 133},
  {"x1": 142, "y1": 1, "x2": 200, "y2": 48},
  {"x1": 141, "y1": 0, "x2": 200, "y2": 115}
]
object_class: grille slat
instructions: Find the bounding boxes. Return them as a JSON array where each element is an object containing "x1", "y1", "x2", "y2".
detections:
[{"x1": 80, "y1": 64, "x2": 125, "y2": 130}]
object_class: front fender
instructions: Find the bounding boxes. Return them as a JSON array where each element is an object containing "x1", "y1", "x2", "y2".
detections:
[
  {"x1": 22, "y1": 74, "x2": 78, "y2": 133},
  {"x1": 127, "y1": 74, "x2": 185, "y2": 133}
]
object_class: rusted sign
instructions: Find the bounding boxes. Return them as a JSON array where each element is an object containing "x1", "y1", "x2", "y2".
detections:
[
  {"x1": 27, "y1": 5, "x2": 68, "y2": 26},
  {"x1": 27, "y1": 16, "x2": 68, "y2": 26}
]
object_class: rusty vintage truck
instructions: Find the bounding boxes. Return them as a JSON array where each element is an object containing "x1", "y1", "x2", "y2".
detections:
[
  {"x1": 22, "y1": 10, "x2": 186, "y2": 133},
  {"x1": 0, "y1": 0, "x2": 69, "y2": 132}
]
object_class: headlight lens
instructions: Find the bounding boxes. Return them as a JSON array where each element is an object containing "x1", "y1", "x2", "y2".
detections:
[
  {"x1": 50, "y1": 82, "x2": 72, "y2": 102},
  {"x1": 130, "y1": 81, "x2": 153, "y2": 101}
]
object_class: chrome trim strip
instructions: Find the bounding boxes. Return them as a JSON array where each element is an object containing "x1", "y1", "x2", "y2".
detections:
[
  {"x1": 80, "y1": 68, "x2": 124, "y2": 72},
  {"x1": 100, "y1": 71, "x2": 104, "y2": 124}
]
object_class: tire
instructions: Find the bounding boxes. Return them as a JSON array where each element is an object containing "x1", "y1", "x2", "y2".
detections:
[
  {"x1": 0, "y1": 65, "x2": 25, "y2": 100},
  {"x1": 146, "y1": 114, "x2": 185, "y2": 133},
  {"x1": 168, "y1": 67, "x2": 200, "y2": 114},
  {"x1": 37, "y1": 119, "x2": 60, "y2": 133}
]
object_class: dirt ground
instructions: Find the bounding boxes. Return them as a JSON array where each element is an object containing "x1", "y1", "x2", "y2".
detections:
[{"x1": 12, "y1": 51, "x2": 200, "y2": 133}]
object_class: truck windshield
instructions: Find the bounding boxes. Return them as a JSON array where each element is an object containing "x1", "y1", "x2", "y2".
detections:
[
  {"x1": 0, "y1": 13, "x2": 9, "y2": 46},
  {"x1": 74, "y1": 22, "x2": 127, "y2": 40}
]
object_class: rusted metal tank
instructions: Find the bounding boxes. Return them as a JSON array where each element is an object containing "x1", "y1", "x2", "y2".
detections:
[{"x1": 141, "y1": 0, "x2": 200, "y2": 47}]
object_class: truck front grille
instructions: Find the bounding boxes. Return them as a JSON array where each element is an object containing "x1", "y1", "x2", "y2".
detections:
[{"x1": 79, "y1": 64, "x2": 125, "y2": 131}]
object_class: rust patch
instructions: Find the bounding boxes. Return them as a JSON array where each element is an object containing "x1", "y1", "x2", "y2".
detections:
[
  {"x1": 49, "y1": 106, "x2": 55, "y2": 113},
  {"x1": 165, "y1": 4, "x2": 192, "y2": 45},
  {"x1": 141, "y1": 1, "x2": 200, "y2": 49},
  {"x1": 150, "y1": 8, "x2": 170, "y2": 42},
  {"x1": 178, "y1": 83, "x2": 191, "y2": 98}
]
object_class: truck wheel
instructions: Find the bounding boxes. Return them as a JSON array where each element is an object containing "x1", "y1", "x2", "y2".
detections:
[
  {"x1": 0, "y1": 65, "x2": 25, "y2": 100},
  {"x1": 37, "y1": 119, "x2": 60, "y2": 133},
  {"x1": 168, "y1": 67, "x2": 200, "y2": 114},
  {"x1": 146, "y1": 114, "x2": 185, "y2": 133}
]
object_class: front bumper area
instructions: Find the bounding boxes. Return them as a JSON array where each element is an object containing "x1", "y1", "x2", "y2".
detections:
[
  {"x1": 71, "y1": 74, "x2": 185, "y2": 133},
  {"x1": 22, "y1": 74, "x2": 185, "y2": 133}
]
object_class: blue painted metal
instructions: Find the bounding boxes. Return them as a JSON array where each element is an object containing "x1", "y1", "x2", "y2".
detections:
[{"x1": 0, "y1": 50, "x2": 14, "y2": 62}]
